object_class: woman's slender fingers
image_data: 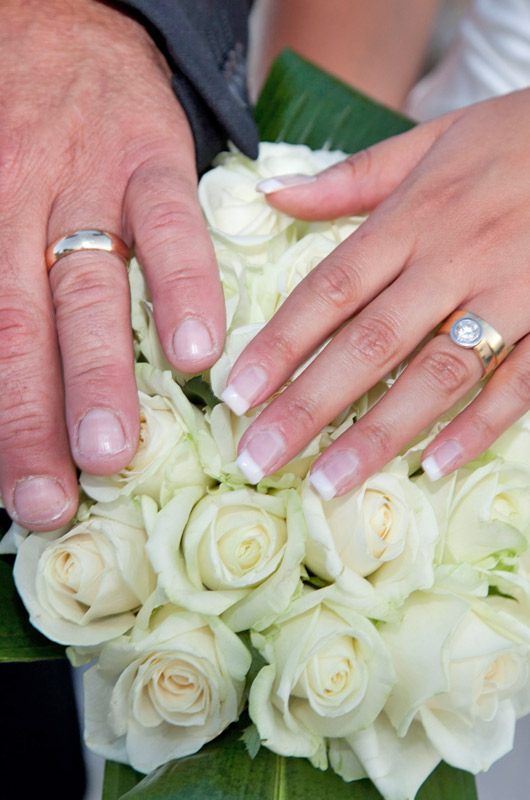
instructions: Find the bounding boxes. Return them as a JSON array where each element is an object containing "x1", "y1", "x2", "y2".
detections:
[
  {"x1": 221, "y1": 214, "x2": 415, "y2": 415},
  {"x1": 421, "y1": 333, "x2": 530, "y2": 480},
  {"x1": 234, "y1": 269, "x2": 461, "y2": 484},
  {"x1": 307, "y1": 298, "x2": 525, "y2": 500},
  {"x1": 0, "y1": 213, "x2": 78, "y2": 531},
  {"x1": 257, "y1": 112, "x2": 458, "y2": 220},
  {"x1": 124, "y1": 151, "x2": 226, "y2": 374}
]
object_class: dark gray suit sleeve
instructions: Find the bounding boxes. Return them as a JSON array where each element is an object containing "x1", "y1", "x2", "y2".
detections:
[{"x1": 111, "y1": 0, "x2": 259, "y2": 172}]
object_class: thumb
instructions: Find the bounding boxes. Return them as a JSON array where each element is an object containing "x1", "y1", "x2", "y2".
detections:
[{"x1": 257, "y1": 112, "x2": 459, "y2": 220}]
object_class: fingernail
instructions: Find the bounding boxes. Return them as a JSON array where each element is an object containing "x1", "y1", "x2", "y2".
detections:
[
  {"x1": 422, "y1": 440, "x2": 464, "y2": 482},
  {"x1": 256, "y1": 174, "x2": 317, "y2": 193},
  {"x1": 13, "y1": 477, "x2": 69, "y2": 525},
  {"x1": 173, "y1": 319, "x2": 215, "y2": 363},
  {"x1": 237, "y1": 429, "x2": 286, "y2": 484},
  {"x1": 310, "y1": 451, "x2": 360, "y2": 501},
  {"x1": 221, "y1": 365, "x2": 269, "y2": 415},
  {"x1": 76, "y1": 408, "x2": 127, "y2": 458}
]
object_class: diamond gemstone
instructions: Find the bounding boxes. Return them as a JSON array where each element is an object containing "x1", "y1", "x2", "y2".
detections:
[{"x1": 452, "y1": 318, "x2": 482, "y2": 347}]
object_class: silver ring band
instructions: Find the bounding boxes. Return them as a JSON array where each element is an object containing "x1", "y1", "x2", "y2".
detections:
[{"x1": 45, "y1": 229, "x2": 130, "y2": 272}]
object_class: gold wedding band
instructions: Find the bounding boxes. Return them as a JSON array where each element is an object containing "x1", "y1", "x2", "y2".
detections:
[
  {"x1": 438, "y1": 310, "x2": 506, "y2": 378},
  {"x1": 45, "y1": 229, "x2": 130, "y2": 272}
]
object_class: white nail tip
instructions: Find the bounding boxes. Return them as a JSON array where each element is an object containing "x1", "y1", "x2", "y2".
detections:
[
  {"x1": 256, "y1": 177, "x2": 289, "y2": 193},
  {"x1": 221, "y1": 386, "x2": 250, "y2": 416},
  {"x1": 310, "y1": 469, "x2": 337, "y2": 501},
  {"x1": 422, "y1": 455, "x2": 443, "y2": 482},
  {"x1": 237, "y1": 449, "x2": 265, "y2": 484}
]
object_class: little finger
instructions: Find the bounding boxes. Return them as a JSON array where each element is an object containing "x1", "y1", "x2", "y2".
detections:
[{"x1": 421, "y1": 334, "x2": 530, "y2": 480}]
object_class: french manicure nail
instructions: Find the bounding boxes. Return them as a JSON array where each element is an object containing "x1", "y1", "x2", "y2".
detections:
[
  {"x1": 76, "y1": 408, "x2": 127, "y2": 458},
  {"x1": 310, "y1": 451, "x2": 360, "y2": 501},
  {"x1": 173, "y1": 319, "x2": 215, "y2": 363},
  {"x1": 13, "y1": 476, "x2": 69, "y2": 525},
  {"x1": 237, "y1": 429, "x2": 286, "y2": 484},
  {"x1": 221, "y1": 365, "x2": 269, "y2": 415},
  {"x1": 422, "y1": 440, "x2": 464, "y2": 482},
  {"x1": 256, "y1": 174, "x2": 317, "y2": 193}
]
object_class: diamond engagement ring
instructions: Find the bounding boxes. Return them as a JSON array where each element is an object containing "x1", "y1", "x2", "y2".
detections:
[
  {"x1": 438, "y1": 310, "x2": 507, "y2": 378},
  {"x1": 45, "y1": 229, "x2": 130, "y2": 272}
]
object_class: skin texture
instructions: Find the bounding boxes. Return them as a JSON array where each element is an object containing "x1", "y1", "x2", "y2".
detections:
[
  {"x1": 0, "y1": 0, "x2": 225, "y2": 530},
  {"x1": 224, "y1": 89, "x2": 530, "y2": 498}
]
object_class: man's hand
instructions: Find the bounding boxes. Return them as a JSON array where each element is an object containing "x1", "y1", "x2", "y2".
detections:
[{"x1": 0, "y1": 0, "x2": 225, "y2": 529}]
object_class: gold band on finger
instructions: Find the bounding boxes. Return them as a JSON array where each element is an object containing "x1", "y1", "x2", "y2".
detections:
[
  {"x1": 45, "y1": 229, "x2": 130, "y2": 272},
  {"x1": 438, "y1": 310, "x2": 507, "y2": 378}
]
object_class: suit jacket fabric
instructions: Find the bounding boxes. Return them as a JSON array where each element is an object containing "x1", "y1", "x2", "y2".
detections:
[{"x1": 114, "y1": 0, "x2": 259, "y2": 172}]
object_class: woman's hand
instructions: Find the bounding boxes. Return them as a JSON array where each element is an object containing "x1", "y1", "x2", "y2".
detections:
[
  {"x1": 0, "y1": 0, "x2": 225, "y2": 530},
  {"x1": 222, "y1": 89, "x2": 530, "y2": 498}
]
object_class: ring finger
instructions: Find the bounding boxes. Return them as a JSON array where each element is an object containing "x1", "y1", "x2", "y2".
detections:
[
  {"x1": 47, "y1": 188, "x2": 139, "y2": 475},
  {"x1": 308, "y1": 295, "x2": 525, "y2": 499}
]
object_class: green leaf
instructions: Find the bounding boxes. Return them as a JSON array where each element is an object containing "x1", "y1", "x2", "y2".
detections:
[
  {"x1": 100, "y1": 716, "x2": 477, "y2": 800},
  {"x1": 103, "y1": 762, "x2": 143, "y2": 800},
  {"x1": 417, "y1": 762, "x2": 477, "y2": 800},
  {"x1": 255, "y1": 50, "x2": 415, "y2": 153},
  {"x1": 181, "y1": 375, "x2": 220, "y2": 408},
  {"x1": 0, "y1": 556, "x2": 64, "y2": 661}
]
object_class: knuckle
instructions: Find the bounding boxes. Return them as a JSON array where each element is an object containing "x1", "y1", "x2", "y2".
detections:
[
  {"x1": 261, "y1": 328, "x2": 300, "y2": 368},
  {"x1": 359, "y1": 418, "x2": 395, "y2": 460},
  {"x1": 420, "y1": 344, "x2": 471, "y2": 396},
  {"x1": 0, "y1": 305, "x2": 41, "y2": 365},
  {"x1": 52, "y1": 257, "x2": 126, "y2": 318},
  {"x1": 308, "y1": 256, "x2": 361, "y2": 314},
  {"x1": 341, "y1": 149, "x2": 374, "y2": 184},
  {"x1": 347, "y1": 313, "x2": 401, "y2": 367},
  {"x1": 0, "y1": 398, "x2": 54, "y2": 454},
  {"x1": 468, "y1": 408, "x2": 497, "y2": 442},
  {"x1": 281, "y1": 396, "x2": 321, "y2": 433}
]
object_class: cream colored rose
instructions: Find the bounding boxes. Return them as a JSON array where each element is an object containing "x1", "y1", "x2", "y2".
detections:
[
  {"x1": 416, "y1": 457, "x2": 530, "y2": 569},
  {"x1": 331, "y1": 592, "x2": 530, "y2": 800},
  {"x1": 13, "y1": 499, "x2": 155, "y2": 646},
  {"x1": 81, "y1": 365, "x2": 213, "y2": 506},
  {"x1": 84, "y1": 604, "x2": 250, "y2": 773},
  {"x1": 249, "y1": 587, "x2": 395, "y2": 768},
  {"x1": 303, "y1": 459, "x2": 439, "y2": 611},
  {"x1": 383, "y1": 594, "x2": 530, "y2": 774},
  {"x1": 490, "y1": 410, "x2": 530, "y2": 465},
  {"x1": 199, "y1": 143, "x2": 346, "y2": 248},
  {"x1": 143, "y1": 486, "x2": 306, "y2": 632}
]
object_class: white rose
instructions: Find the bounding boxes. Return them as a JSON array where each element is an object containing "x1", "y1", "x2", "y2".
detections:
[
  {"x1": 303, "y1": 458, "x2": 439, "y2": 612},
  {"x1": 490, "y1": 410, "x2": 530, "y2": 465},
  {"x1": 80, "y1": 365, "x2": 213, "y2": 506},
  {"x1": 416, "y1": 457, "x2": 530, "y2": 570},
  {"x1": 143, "y1": 486, "x2": 306, "y2": 632},
  {"x1": 331, "y1": 592, "x2": 530, "y2": 800},
  {"x1": 381, "y1": 593, "x2": 530, "y2": 775},
  {"x1": 84, "y1": 604, "x2": 251, "y2": 773},
  {"x1": 13, "y1": 499, "x2": 155, "y2": 646},
  {"x1": 199, "y1": 143, "x2": 346, "y2": 256},
  {"x1": 249, "y1": 586, "x2": 395, "y2": 768}
]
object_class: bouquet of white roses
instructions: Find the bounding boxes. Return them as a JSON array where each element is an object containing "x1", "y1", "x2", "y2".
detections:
[{"x1": 4, "y1": 140, "x2": 530, "y2": 800}]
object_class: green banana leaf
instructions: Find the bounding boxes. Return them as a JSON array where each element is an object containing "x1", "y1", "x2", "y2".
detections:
[
  {"x1": 102, "y1": 717, "x2": 477, "y2": 800},
  {"x1": 0, "y1": 556, "x2": 64, "y2": 661},
  {"x1": 254, "y1": 49, "x2": 415, "y2": 152}
]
